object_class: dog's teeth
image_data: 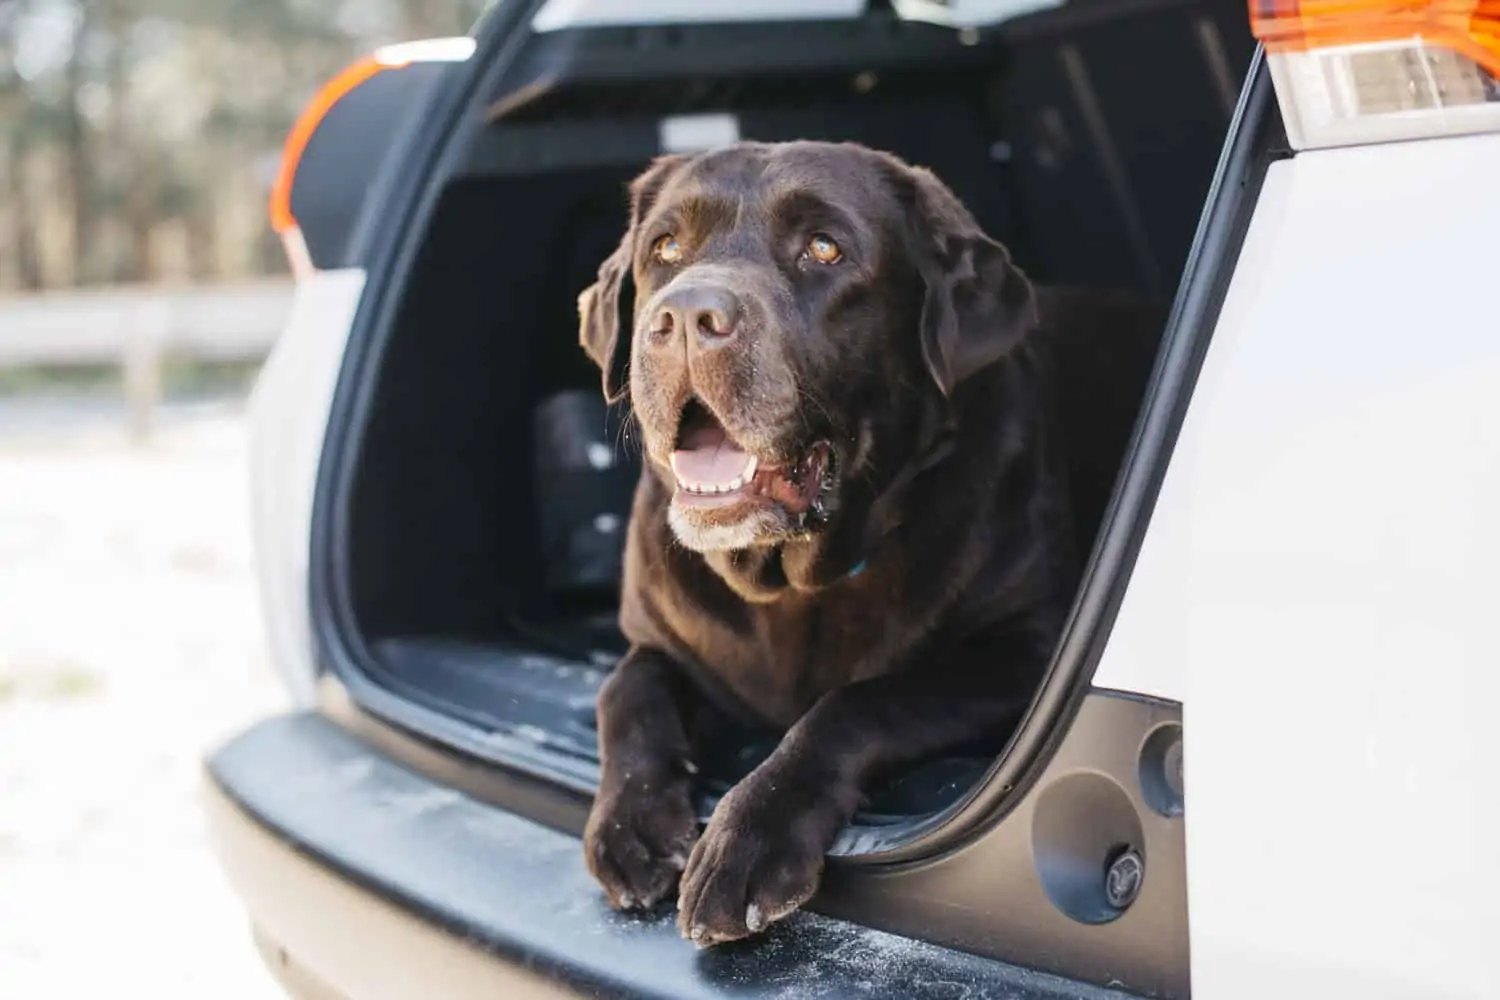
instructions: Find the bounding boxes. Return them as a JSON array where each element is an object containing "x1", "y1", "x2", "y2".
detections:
[
  {"x1": 743, "y1": 456, "x2": 758, "y2": 479},
  {"x1": 677, "y1": 478, "x2": 749, "y2": 495}
]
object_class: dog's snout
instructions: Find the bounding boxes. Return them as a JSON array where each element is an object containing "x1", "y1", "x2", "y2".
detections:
[{"x1": 654, "y1": 284, "x2": 740, "y2": 345}]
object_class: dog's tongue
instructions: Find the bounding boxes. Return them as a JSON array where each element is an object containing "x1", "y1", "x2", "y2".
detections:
[{"x1": 671, "y1": 423, "x2": 751, "y2": 485}]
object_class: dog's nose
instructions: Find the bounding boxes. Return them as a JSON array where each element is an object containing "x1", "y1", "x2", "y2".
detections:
[{"x1": 654, "y1": 285, "x2": 739, "y2": 345}]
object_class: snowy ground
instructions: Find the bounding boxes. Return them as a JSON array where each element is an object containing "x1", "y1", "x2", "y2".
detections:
[{"x1": 0, "y1": 389, "x2": 288, "y2": 999}]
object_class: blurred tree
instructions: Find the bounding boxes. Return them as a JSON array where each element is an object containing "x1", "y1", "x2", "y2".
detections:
[
  {"x1": 0, "y1": 0, "x2": 488, "y2": 291},
  {"x1": 1, "y1": 0, "x2": 46, "y2": 288}
]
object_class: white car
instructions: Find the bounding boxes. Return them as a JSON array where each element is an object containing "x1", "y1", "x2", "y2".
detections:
[{"x1": 206, "y1": 1, "x2": 1500, "y2": 998}]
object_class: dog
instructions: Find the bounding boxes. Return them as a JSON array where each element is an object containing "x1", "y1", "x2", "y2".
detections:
[{"x1": 575, "y1": 140, "x2": 1162, "y2": 947}]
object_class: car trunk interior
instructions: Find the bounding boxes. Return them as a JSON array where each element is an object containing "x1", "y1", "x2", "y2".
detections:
[{"x1": 331, "y1": 0, "x2": 1255, "y2": 842}]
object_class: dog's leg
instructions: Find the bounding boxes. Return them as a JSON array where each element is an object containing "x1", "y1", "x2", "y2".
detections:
[
  {"x1": 585, "y1": 646, "x2": 705, "y2": 911},
  {"x1": 676, "y1": 630, "x2": 1046, "y2": 945}
]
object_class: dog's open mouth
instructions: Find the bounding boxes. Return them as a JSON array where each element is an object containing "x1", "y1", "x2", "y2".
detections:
[{"x1": 670, "y1": 399, "x2": 834, "y2": 516}]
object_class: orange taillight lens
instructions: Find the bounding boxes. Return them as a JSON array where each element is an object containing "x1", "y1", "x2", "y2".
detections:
[
  {"x1": 269, "y1": 56, "x2": 396, "y2": 238},
  {"x1": 1250, "y1": 1, "x2": 1500, "y2": 76},
  {"x1": 1249, "y1": 1, "x2": 1500, "y2": 148},
  {"x1": 266, "y1": 37, "x2": 473, "y2": 277}
]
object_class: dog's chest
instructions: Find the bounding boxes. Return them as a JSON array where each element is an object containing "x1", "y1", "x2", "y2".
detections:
[{"x1": 683, "y1": 584, "x2": 900, "y2": 727}]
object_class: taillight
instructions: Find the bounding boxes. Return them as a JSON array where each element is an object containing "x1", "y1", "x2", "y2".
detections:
[
  {"x1": 1250, "y1": 1, "x2": 1500, "y2": 148},
  {"x1": 270, "y1": 56, "x2": 395, "y2": 278},
  {"x1": 268, "y1": 37, "x2": 476, "y2": 278}
]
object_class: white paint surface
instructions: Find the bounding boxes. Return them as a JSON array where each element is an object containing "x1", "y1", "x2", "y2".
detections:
[
  {"x1": 659, "y1": 113, "x2": 741, "y2": 154},
  {"x1": 530, "y1": 0, "x2": 1062, "y2": 31},
  {"x1": 373, "y1": 36, "x2": 477, "y2": 66},
  {"x1": 530, "y1": 0, "x2": 866, "y2": 32},
  {"x1": 1097, "y1": 134, "x2": 1500, "y2": 997},
  {"x1": 892, "y1": 0, "x2": 1062, "y2": 29},
  {"x1": 248, "y1": 268, "x2": 366, "y2": 706}
]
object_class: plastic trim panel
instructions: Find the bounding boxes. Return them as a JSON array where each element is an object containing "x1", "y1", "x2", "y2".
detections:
[{"x1": 207, "y1": 712, "x2": 1144, "y2": 1000}]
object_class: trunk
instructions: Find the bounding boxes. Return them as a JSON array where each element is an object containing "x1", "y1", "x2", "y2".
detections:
[
  {"x1": 121, "y1": 178, "x2": 156, "y2": 283},
  {"x1": 262, "y1": 3, "x2": 1271, "y2": 991},
  {"x1": 401, "y1": 0, "x2": 469, "y2": 38},
  {"x1": 62, "y1": 6, "x2": 97, "y2": 286},
  {"x1": 104, "y1": 0, "x2": 145, "y2": 284},
  {"x1": 0, "y1": 11, "x2": 36, "y2": 289},
  {"x1": 184, "y1": 205, "x2": 217, "y2": 282},
  {"x1": 3, "y1": 138, "x2": 45, "y2": 290},
  {"x1": 329, "y1": 0, "x2": 1254, "y2": 819}
]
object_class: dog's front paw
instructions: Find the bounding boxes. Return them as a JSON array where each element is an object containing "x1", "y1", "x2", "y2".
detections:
[
  {"x1": 676, "y1": 768, "x2": 843, "y2": 946},
  {"x1": 584, "y1": 771, "x2": 699, "y2": 912}
]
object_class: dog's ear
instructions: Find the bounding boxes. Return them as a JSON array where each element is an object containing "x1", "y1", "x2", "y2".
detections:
[
  {"x1": 578, "y1": 154, "x2": 688, "y2": 403},
  {"x1": 900, "y1": 165, "x2": 1038, "y2": 397}
]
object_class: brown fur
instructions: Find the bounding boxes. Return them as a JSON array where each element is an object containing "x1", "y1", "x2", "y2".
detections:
[{"x1": 574, "y1": 141, "x2": 1162, "y2": 946}]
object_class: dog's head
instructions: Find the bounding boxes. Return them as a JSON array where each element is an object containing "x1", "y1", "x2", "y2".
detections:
[{"x1": 578, "y1": 141, "x2": 1037, "y2": 554}]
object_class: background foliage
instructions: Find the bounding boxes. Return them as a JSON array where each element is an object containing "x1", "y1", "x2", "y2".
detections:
[{"x1": 0, "y1": 0, "x2": 488, "y2": 290}]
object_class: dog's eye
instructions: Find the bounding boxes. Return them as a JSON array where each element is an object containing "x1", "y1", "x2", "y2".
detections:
[
  {"x1": 805, "y1": 234, "x2": 843, "y2": 265},
  {"x1": 652, "y1": 235, "x2": 683, "y2": 265}
]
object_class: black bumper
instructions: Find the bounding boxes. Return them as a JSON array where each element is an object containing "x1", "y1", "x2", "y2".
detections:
[{"x1": 205, "y1": 712, "x2": 1141, "y2": 1000}]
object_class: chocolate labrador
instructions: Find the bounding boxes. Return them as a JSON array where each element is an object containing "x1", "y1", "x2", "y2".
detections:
[{"x1": 575, "y1": 140, "x2": 1162, "y2": 946}]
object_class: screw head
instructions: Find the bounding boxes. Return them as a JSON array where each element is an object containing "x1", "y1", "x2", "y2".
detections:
[
  {"x1": 1104, "y1": 848, "x2": 1145, "y2": 910},
  {"x1": 1163, "y1": 738, "x2": 1185, "y2": 798}
]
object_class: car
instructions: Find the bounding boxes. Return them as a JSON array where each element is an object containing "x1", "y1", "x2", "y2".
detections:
[{"x1": 206, "y1": 1, "x2": 1500, "y2": 997}]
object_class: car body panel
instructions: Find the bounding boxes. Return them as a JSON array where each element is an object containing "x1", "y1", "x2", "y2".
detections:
[
  {"x1": 249, "y1": 269, "x2": 367, "y2": 706},
  {"x1": 1095, "y1": 133, "x2": 1500, "y2": 997}
]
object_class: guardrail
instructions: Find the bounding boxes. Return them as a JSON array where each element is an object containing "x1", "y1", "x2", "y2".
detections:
[{"x1": 0, "y1": 279, "x2": 295, "y2": 439}]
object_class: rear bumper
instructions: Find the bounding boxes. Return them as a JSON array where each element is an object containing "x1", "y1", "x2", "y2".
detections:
[
  {"x1": 205, "y1": 713, "x2": 1140, "y2": 1000},
  {"x1": 204, "y1": 777, "x2": 570, "y2": 1000}
]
